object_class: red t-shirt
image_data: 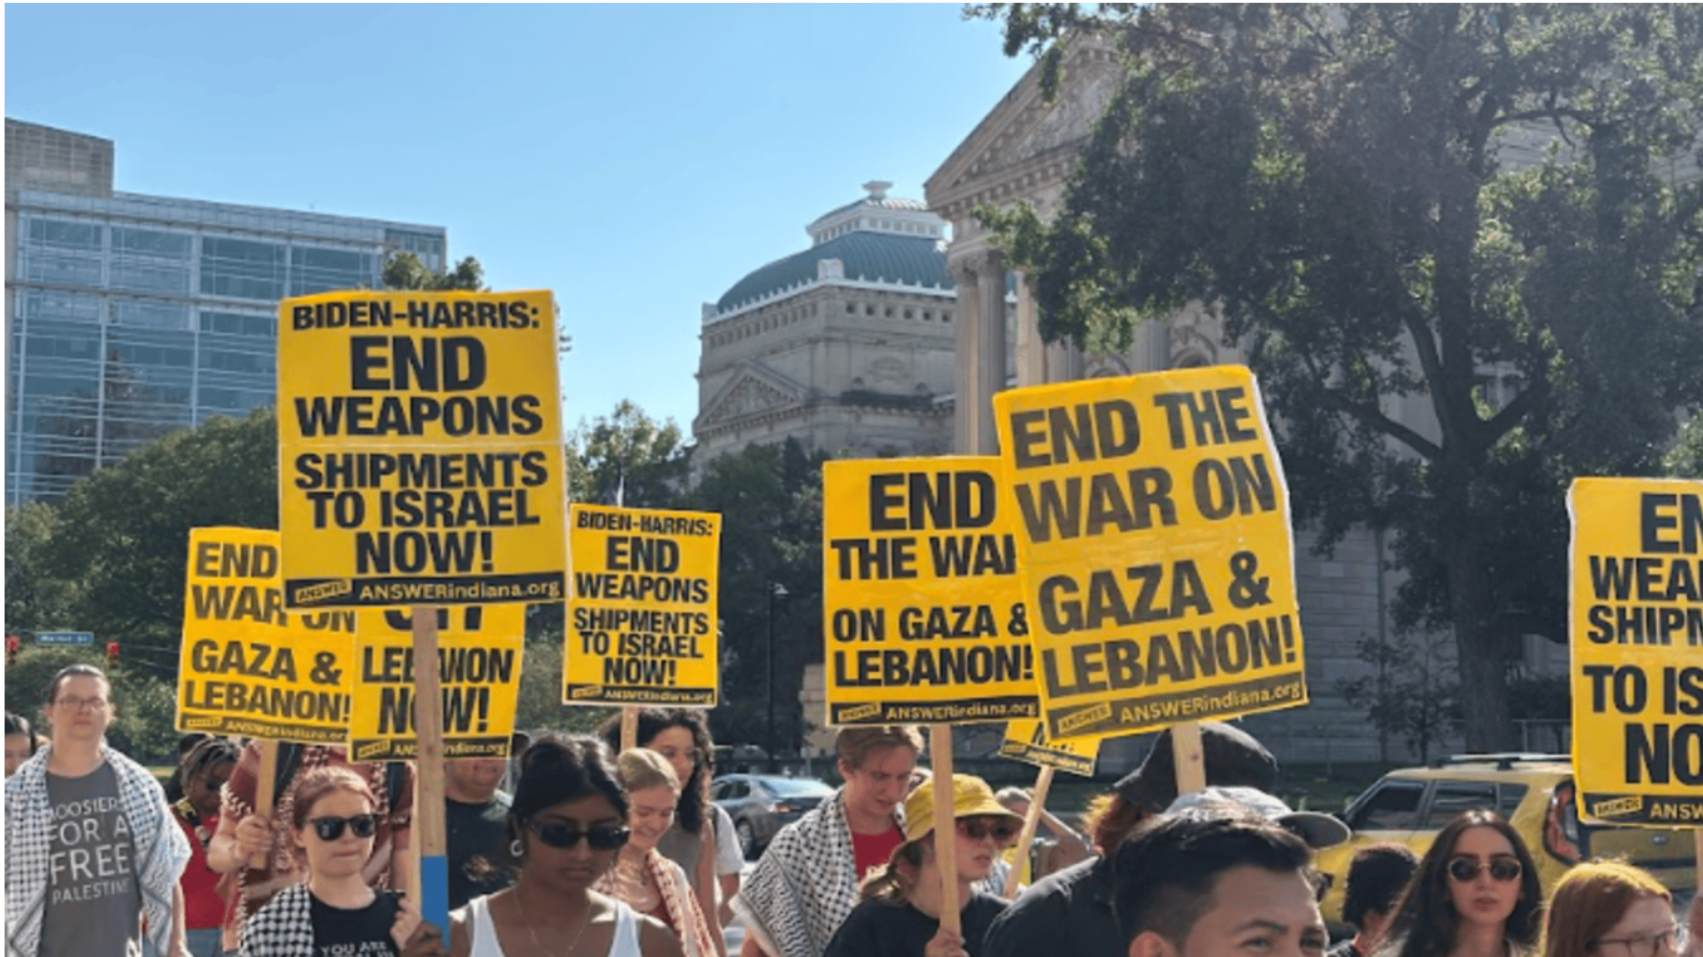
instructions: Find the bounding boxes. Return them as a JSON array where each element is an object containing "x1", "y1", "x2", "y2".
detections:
[
  {"x1": 173, "y1": 806, "x2": 226, "y2": 930},
  {"x1": 850, "y1": 824, "x2": 906, "y2": 884}
]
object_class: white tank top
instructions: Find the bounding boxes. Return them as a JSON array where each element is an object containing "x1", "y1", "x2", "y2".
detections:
[{"x1": 468, "y1": 894, "x2": 643, "y2": 957}]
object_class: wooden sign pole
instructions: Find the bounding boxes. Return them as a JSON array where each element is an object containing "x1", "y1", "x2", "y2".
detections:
[
  {"x1": 412, "y1": 607, "x2": 449, "y2": 933},
  {"x1": 249, "y1": 741, "x2": 279, "y2": 868},
  {"x1": 1001, "y1": 765, "x2": 1054, "y2": 898},
  {"x1": 621, "y1": 706, "x2": 639, "y2": 753},
  {"x1": 1172, "y1": 721, "x2": 1207, "y2": 795},
  {"x1": 931, "y1": 725, "x2": 960, "y2": 935}
]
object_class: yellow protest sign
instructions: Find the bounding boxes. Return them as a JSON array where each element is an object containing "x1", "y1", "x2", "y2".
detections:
[
  {"x1": 177, "y1": 527, "x2": 356, "y2": 743},
  {"x1": 994, "y1": 366, "x2": 1307, "y2": 740},
  {"x1": 277, "y1": 290, "x2": 566, "y2": 608},
  {"x1": 347, "y1": 606, "x2": 525, "y2": 762},
  {"x1": 822, "y1": 457, "x2": 1037, "y2": 725},
  {"x1": 1569, "y1": 477, "x2": 1703, "y2": 825},
  {"x1": 999, "y1": 719, "x2": 1100, "y2": 777},
  {"x1": 565, "y1": 504, "x2": 722, "y2": 706}
]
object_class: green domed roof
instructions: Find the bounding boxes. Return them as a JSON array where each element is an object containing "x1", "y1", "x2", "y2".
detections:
[{"x1": 715, "y1": 231, "x2": 952, "y2": 314}]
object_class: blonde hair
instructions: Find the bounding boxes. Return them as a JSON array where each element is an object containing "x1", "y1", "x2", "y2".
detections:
[
  {"x1": 836, "y1": 726, "x2": 924, "y2": 770},
  {"x1": 617, "y1": 748, "x2": 679, "y2": 794}
]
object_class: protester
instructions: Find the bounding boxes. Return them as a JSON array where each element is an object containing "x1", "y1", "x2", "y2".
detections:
[
  {"x1": 207, "y1": 743, "x2": 415, "y2": 952},
  {"x1": 993, "y1": 786, "x2": 1090, "y2": 885},
  {"x1": 448, "y1": 732, "x2": 683, "y2": 957},
  {"x1": 1330, "y1": 844, "x2": 1421, "y2": 957},
  {"x1": 1114, "y1": 813, "x2": 1327, "y2": 957},
  {"x1": 5, "y1": 663, "x2": 193, "y2": 957},
  {"x1": 595, "y1": 749, "x2": 718, "y2": 957},
  {"x1": 735, "y1": 724, "x2": 924, "y2": 957},
  {"x1": 1541, "y1": 860, "x2": 1678, "y2": 957},
  {"x1": 237, "y1": 766, "x2": 434, "y2": 957},
  {"x1": 4, "y1": 710, "x2": 36, "y2": 776},
  {"x1": 172, "y1": 736, "x2": 242, "y2": 957},
  {"x1": 1163, "y1": 786, "x2": 1350, "y2": 850},
  {"x1": 165, "y1": 732, "x2": 213, "y2": 803},
  {"x1": 1379, "y1": 810, "x2": 1542, "y2": 957},
  {"x1": 982, "y1": 722, "x2": 1281, "y2": 957},
  {"x1": 597, "y1": 709, "x2": 742, "y2": 931},
  {"x1": 447, "y1": 755, "x2": 515, "y2": 910},
  {"x1": 821, "y1": 774, "x2": 1020, "y2": 957}
]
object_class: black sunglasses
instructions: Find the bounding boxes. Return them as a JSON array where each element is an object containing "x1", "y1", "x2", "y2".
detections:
[
  {"x1": 309, "y1": 814, "x2": 378, "y2": 841},
  {"x1": 1447, "y1": 856, "x2": 1521, "y2": 883},
  {"x1": 528, "y1": 821, "x2": 630, "y2": 851},
  {"x1": 957, "y1": 819, "x2": 1017, "y2": 843}
]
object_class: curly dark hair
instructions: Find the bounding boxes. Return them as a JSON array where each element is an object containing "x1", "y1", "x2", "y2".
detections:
[
  {"x1": 1382, "y1": 809, "x2": 1542, "y2": 957},
  {"x1": 597, "y1": 708, "x2": 712, "y2": 834}
]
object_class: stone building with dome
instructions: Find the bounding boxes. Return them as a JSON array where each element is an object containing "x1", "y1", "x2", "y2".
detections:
[{"x1": 692, "y1": 181, "x2": 1013, "y2": 467}]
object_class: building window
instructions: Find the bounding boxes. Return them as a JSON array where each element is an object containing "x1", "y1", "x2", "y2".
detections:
[
  {"x1": 904, "y1": 309, "x2": 913, "y2": 320},
  {"x1": 201, "y1": 236, "x2": 285, "y2": 301}
]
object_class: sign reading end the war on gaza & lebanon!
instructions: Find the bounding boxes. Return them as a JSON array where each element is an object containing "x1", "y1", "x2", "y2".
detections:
[
  {"x1": 994, "y1": 365, "x2": 1308, "y2": 740},
  {"x1": 276, "y1": 290, "x2": 566, "y2": 608}
]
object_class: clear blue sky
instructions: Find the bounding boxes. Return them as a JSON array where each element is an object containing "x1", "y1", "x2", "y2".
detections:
[{"x1": 4, "y1": 4, "x2": 1033, "y2": 438}]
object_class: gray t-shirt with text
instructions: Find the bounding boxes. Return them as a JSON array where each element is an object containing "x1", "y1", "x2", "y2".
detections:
[{"x1": 41, "y1": 761, "x2": 142, "y2": 957}]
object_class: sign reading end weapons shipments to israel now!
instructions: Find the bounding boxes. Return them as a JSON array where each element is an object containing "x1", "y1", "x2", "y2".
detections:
[
  {"x1": 565, "y1": 504, "x2": 722, "y2": 706},
  {"x1": 177, "y1": 527, "x2": 356, "y2": 744},
  {"x1": 823, "y1": 457, "x2": 1038, "y2": 725},
  {"x1": 994, "y1": 365, "x2": 1308, "y2": 741},
  {"x1": 277, "y1": 290, "x2": 566, "y2": 609},
  {"x1": 999, "y1": 718, "x2": 1100, "y2": 777},
  {"x1": 1569, "y1": 477, "x2": 1703, "y2": 826},
  {"x1": 348, "y1": 606, "x2": 525, "y2": 762}
]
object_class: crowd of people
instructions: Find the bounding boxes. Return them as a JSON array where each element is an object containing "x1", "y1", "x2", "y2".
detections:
[{"x1": 6, "y1": 667, "x2": 1703, "y2": 957}]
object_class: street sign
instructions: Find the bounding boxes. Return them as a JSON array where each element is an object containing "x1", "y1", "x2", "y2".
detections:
[{"x1": 36, "y1": 631, "x2": 94, "y2": 645}]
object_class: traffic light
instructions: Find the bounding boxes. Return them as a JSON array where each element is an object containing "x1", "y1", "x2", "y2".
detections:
[
  {"x1": 105, "y1": 640, "x2": 120, "y2": 668},
  {"x1": 5, "y1": 635, "x2": 19, "y2": 666}
]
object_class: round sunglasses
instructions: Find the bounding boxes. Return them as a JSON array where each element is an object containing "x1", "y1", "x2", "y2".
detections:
[
  {"x1": 1447, "y1": 856, "x2": 1522, "y2": 883},
  {"x1": 528, "y1": 820, "x2": 630, "y2": 851},
  {"x1": 309, "y1": 814, "x2": 377, "y2": 841}
]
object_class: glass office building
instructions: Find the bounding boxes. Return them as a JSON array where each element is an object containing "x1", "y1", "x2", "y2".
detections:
[{"x1": 5, "y1": 119, "x2": 449, "y2": 504}]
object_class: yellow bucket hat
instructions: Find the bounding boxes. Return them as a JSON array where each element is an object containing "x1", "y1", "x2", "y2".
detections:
[{"x1": 902, "y1": 773, "x2": 1022, "y2": 843}]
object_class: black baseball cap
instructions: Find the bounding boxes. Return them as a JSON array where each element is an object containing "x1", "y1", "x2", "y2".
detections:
[{"x1": 1114, "y1": 722, "x2": 1279, "y2": 812}]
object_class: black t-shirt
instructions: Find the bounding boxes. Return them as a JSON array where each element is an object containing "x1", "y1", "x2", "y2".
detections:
[
  {"x1": 447, "y1": 792, "x2": 513, "y2": 910},
  {"x1": 310, "y1": 889, "x2": 401, "y2": 957},
  {"x1": 982, "y1": 856, "x2": 1120, "y2": 957},
  {"x1": 822, "y1": 892, "x2": 1008, "y2": 957}
]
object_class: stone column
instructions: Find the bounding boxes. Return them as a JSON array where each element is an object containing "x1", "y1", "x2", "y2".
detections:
[
  {"x1": 949, "y1": 253, "x2": 983, "y2": 456},
  {"x1": 974, "y1": 248, "x2": 1007, "y2": 455},
  {"x1": 1014, "y1": 268, "x2": 1045, "y2": 388}
]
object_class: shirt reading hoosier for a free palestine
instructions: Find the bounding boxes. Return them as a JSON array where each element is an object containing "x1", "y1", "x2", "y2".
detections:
[{"x1": 41, "y1": 761, "x2": 143, "y2": 957}]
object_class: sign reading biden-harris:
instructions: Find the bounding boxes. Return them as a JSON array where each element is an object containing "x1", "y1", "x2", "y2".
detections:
[
  {"x1": 994, "y1": 366, "x2": 1307, "y2": 740},
  {"x1": 278, "y1": 291, "x2": 566, "y2": 608}
]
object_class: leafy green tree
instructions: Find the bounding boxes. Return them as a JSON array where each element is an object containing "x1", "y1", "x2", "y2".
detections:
[
  {"x1": 1666, "y1": 411, "x2": 1703, "y2": 478},
  {"x1": 41, "y1": 407, "x2": 278, "y2": 675},
  {"x1": 565, "y1": 400, "x2": 692, "y2": 508},
  {"x1": 980, "y1": 4, "x2": 1703, "y2": 749},
  {"x1": 5, "y1": 502, "x2": 81, "y2": 635},
  {"x1": 689, "y1": 438, "x2": 826, "y2": 752},
  {"x1": 382, "y1": 251, "x2": 486, "y2": 291}
]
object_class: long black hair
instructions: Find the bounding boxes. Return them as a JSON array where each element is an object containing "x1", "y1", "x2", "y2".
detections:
[
  {"x1": 1382, "y1": 809, "x2": 1542, "y2": 957},
  {"x1": 597, "y1": 708, "x2": 712, "y2": 834}
]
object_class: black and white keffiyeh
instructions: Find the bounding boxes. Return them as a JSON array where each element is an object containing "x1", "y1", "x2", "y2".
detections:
[
  {"x1": 732, "y1": 788, "x2": 1013, "y2": 957},
  {"x1": 236, "y1": 883, "x2": 315, "y2": 957},
  {"x1": 5, "y1": 743, "x2": 192, "y2": 957}
]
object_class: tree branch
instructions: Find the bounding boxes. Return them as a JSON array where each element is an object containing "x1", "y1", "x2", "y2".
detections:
[{"x1": 1296, "y1": 350, "x2": 1444, "y2": 460}]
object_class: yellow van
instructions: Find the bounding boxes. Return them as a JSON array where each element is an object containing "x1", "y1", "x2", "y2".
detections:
[{"x1": 1315, "y1": 755, "x2": 1695, "y2": 927}]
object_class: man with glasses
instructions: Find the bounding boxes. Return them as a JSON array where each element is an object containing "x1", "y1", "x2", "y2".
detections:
[{"x1": 5, "y1": 664, "x2": 193, "y2": 957}]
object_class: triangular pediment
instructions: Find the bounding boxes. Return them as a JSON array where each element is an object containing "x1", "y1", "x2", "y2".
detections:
[
  {"x1": 696, "y1": 363, "x2": 804, "y2": 430},
  {"x1": 926, "y1": 35, "x2": 1124, "y2": 217}
]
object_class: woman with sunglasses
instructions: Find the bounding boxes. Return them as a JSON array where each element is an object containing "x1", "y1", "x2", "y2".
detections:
[
  {"x1": 1380, "y1": 809, "x2": 1543, "y2": 957},
  {"x1": 595, "y1": 749, "x2": 717, "y2": 957},
  {"x1": 238, "y1": 766, "x2": 428, "y2": 957},
  {"x1": 173, "y1": 737, "x2": 241, "y2": 956},
  {"x1": 1541, "y1": 860, "x2": 1682, "y2": 957},
  {"x1": 449, "y1": 733, "x2": 683, "y2": 957},
  {"x1": 822, "y1": 774, "x2": 1020, "y2": 957}
]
